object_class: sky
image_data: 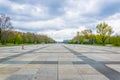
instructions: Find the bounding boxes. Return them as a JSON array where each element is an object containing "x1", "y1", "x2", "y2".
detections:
[{"x1": 0, "y1": 0, "x2": 120, "y2": 41}]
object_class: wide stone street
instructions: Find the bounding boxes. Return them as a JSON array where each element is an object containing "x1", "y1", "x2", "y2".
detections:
[{"x1": 0, "y1": 44, "x2": 120, "y2": 80}]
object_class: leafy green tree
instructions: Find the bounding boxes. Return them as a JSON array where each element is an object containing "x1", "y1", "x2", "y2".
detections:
[
  {"x1": 111, "y1": 35, "x2": 120, "y2": 46},
  {"x1": 0, "y1": 14, "x2": 55, "y2": 45},
  {"x1": 16, "y1": 32, "x2": 23, "y2": 44},
  {"x1": 81, "y1": 29, "x2": 93, "y2": 44},
  {"x1": 96, "y1": 22, "x2": 113, "y2": 45},
  {"x1": 70, "y1": 32, "x2": 84, "y2": 44}
]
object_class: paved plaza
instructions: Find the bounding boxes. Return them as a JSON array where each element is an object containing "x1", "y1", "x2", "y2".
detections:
[{"x1": 0, "y1": 44, "x2": 120, "y2": 80}]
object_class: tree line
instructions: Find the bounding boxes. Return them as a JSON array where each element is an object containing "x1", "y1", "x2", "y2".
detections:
[
  {"x1": 68, "y1": 22, "x2": 120, "y2": 46},
  {"x1": 0, "y1": 14, "x2": 55, "y2": 45}
]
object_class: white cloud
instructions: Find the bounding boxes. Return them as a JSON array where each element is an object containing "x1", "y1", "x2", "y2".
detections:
[
  {"x1": 63, "y1": 0, "x2": 102, "y2": 18},
  {"x1": 0, "y1": 0, "x2": 10, "y2": 6},
  {"x1": 105, "y1": 13, "x2": 120, "y2": 35},
  {"x1": 95, "y1": 13, "x2": 120, "y2": 35},
  {"x1": 0, "y1": 0, "x2": 49, "y2": 20},
  {"x1": 1, "y1": 0, "x2": 120, "y2": 41},
  {"x1": 12, "y1": 17, "x2": 65, "y2": 31},
  {"x1": 10, "y1": 4, "x2": 48, "y2": 18},
  {"x1": 13, "y1": 29, "x2": 26, "y2": 33},
  {"x1": 37, "y1": 26, "x2": 86, "y2": 41}
]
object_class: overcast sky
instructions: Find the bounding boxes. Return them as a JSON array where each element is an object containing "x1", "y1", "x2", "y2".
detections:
[{"x1": 0, "y1": 0, "x2": 120, "y2": 41}]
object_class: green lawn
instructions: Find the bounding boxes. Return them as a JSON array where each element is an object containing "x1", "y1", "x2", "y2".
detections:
[
  {"x1": 0, "y1": 43, "x2": 40, "y2": 47},
  {"x1": 80, "y1": 43, "x2": 120, "y2": 47}
]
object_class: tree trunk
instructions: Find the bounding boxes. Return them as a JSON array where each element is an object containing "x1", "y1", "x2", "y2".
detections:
[{"x1": 102, "y1": 37, "x2": 105, "y2": 46}]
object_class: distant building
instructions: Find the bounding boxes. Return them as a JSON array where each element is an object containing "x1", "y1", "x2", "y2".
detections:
[{"x1": 63, "y1": 40, "x2": 69, "y2": 43}]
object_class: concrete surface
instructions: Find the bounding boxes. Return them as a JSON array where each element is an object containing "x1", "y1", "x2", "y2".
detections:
[{"x1": 0, "y1": 44, "x2": 120, "y2": 80}]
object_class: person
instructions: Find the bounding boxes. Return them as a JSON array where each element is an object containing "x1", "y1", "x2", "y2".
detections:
[{"x1": 22, "y1": 44, "x2": 24, "y2": 50}]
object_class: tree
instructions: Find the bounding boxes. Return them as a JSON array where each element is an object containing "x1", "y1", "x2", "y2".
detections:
[
  {"x1": 0, "y1": 14, "x2": 13, "y2": 44},
  {"x1": 0, "y1": 14, "x2": 55, "y2": 45},
  {"x1": 96, "y1": 22, "x2": 113, "y2": 45},
  {"x1": 111, "y1": 35, "x2": 120, "y2": 46},
  {"x1": 16, "y1": 32, "x2": 23, "y2": 44},
  {"x1": 82, "y1": 29, "x2": 94, "y2": 44},
  {"x1": 70, "y1": 32, "x2": 84, "y2": 44}
]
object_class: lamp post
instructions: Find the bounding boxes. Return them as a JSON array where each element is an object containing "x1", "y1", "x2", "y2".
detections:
[
  {"x1": 77, "y1": 32, "x2": 80, "y2": 44},
  {"x1": 22, "y1": 32, "x2": 24, "y2": 50}
]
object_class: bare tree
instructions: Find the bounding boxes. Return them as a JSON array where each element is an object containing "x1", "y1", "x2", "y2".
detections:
[{"x1": 0, "y1": 14, "x2": 13, "y2": 44}]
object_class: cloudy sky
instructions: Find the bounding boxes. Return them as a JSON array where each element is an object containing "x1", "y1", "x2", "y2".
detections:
[{"x1": 0, "y1": 0, "x2": 120, "y2": 41}]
